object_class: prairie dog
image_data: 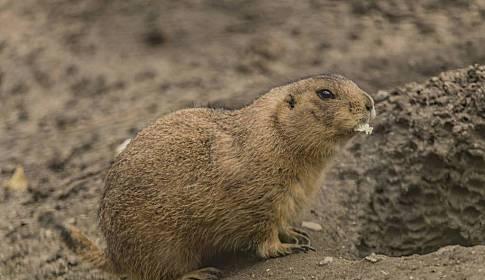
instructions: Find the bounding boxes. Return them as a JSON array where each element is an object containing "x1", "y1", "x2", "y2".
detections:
[{"x1": 61, "y1": 74, "x2": 375, "y2": 280}]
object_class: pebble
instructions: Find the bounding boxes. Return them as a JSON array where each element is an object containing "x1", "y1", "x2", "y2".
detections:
[
  {"x1": 301, "y1": 221, "x2": 322, "y2": 231},
  {"x1": 318, "y1": 256, "x2": 334, "y2": 266},
  {"x1": 364, "y1": 253, "x2": 381, "y2": 263},
  {"x1": 115, "y1": 138, "x2": 132, "y2": 155},
  {"x1": 6, "y1": 165, "x2": 28, "y2": 191},
  {"x1": 66, "y1": 255, "x2": 79, "y2": 266},
  {"x1": 43, "y1": 229, "x2": 53, "y2": 239},
  {"x1": 375, "y1": 90, "x2": 390, "y2": 102}
]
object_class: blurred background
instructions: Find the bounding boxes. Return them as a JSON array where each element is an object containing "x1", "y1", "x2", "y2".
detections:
[{"x1": 1, "y1": 1, "x2": 485, "y2": 279}]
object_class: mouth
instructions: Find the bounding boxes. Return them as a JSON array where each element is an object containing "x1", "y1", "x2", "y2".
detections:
[
  {"x1": 354, "y1": 122, "x2": 373, "y2": 135},
  {"x1": 353, "y1": 91, "x2": 376, "y2": 135},
  {"x1": 353, "y1": 104, "x2": 376, "y2": 135}
]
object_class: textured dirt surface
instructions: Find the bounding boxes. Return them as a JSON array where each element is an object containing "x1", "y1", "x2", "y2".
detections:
[
  {"x1": 1, "y1": 1, "x2": 485, "y2": 279},
  {"x1": 354, "y1": 65, "x2": 485, "y2": 257}
]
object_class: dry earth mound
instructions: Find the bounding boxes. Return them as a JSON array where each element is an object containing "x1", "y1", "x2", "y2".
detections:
[{"x1": 353, "y1": 65, "x2": 485, "y2": 257}]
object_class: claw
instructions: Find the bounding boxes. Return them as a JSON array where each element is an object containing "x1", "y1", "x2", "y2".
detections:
[
  {"x1": 305, "y1": 245, "x2": 316, "y2": 252},
  {"x1": 296, "y1": 234, "x2": 311, "y2": 246},
  {"x1": 291, "y1": 227, "x2": 310, "y2": 238},
  {"x1": 291, "y1": 244, "x2": 316, "y2": 253},
  {"x1": 287, "y1": 244, "x2": 316, "y2": 255},
  {"x1": 280, "y1": 227, "x2": 312, "y2": 246}
]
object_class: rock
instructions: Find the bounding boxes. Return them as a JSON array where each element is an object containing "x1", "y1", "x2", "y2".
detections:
[
  {"x1": 318, "y1": 256, "x2": 334, "y2": 266},
  {"x1": 374, "y1": 90, "x2": 389, "y2": 102},
  {"x1": 364, "y1": 253, "x2": 381, "y2": 263},
  {"x1": 66, "y1": 255, "x2": 79, "y2": 266},
  {"x1": 301, "y1": 221, "x2": 323, "y2": 231},
  {"x1": 115, "y1": 138, "x2": 132, "y2": 155},
  {"x1": 5, "y1": 165, "x2": 28, "y2": 191}
]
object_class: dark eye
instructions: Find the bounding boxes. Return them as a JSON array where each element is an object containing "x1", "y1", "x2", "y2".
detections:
[{"x1": 316, "y1": 89, "x2": 335, "y2": 100}]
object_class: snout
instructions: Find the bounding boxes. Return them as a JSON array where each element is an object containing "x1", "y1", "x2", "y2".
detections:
[{"x1": 362, "y1": 91, "x2": 376, "y2": 121}]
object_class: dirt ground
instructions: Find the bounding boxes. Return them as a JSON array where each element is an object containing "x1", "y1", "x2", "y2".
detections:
[
  {"x1": 1, "y1": 0, "x2": 485, "y2": 279},
  {"x1": 354, "y1": 65, "x2": 485, "y2": 258}
]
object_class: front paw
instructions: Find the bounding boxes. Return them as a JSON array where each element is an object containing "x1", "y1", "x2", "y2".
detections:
[
  {"x1": 279, "y1": 227, "x2": 311, "y2": 246},
  {"x1": 258, "y1": 243, "x2": 316, "y2": 258}
]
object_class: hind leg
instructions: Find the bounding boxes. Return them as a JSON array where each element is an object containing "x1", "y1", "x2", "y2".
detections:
[
  {"x1": 135, "y1": 246, "x2": 214, "y2": 280},
  {"x1": 179, "y1": 267, "x2": 223, "y2": 280}
]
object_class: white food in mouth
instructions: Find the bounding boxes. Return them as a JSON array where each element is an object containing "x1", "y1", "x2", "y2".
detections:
[{"x1": 354, "y1": 123, "x2": 373, "y2": 135}]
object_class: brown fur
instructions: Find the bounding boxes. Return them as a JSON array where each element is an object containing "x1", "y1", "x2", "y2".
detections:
[{"x1": 62, "y1": 74, "x2": 375, "y2": 280}]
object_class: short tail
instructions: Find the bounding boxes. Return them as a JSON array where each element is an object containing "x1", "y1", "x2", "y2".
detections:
[{"x1": 57, "y1": 223, "x2": 115, "y2": 273}]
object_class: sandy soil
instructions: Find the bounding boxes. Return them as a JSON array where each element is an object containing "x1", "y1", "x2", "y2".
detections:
[{"x1": 1, "y1": 1, "x2": 485, "y2": 279}]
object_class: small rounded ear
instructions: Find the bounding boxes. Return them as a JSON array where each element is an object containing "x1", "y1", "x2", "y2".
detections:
[{"x1": 284, "y1": 94, "x2": 297, "y2": 109}]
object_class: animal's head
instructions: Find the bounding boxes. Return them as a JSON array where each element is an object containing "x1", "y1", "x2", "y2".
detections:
[{"x1": 273, "y1": 74, "x2": 375, "y2": 152}]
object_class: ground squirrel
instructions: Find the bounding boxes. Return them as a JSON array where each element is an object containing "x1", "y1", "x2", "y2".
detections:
[{"x1": 60, "y1": 74, "x2": 375, "y2": 280}]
